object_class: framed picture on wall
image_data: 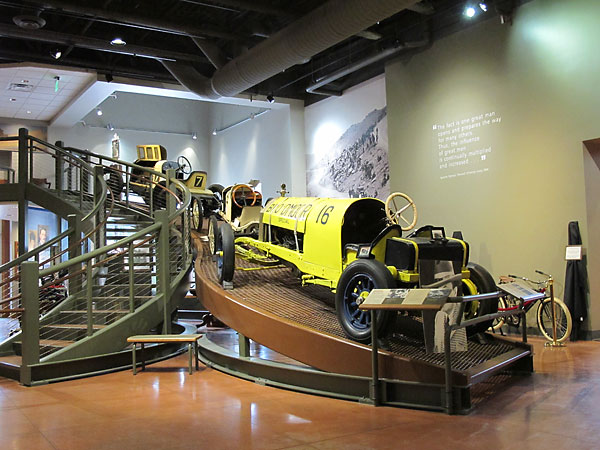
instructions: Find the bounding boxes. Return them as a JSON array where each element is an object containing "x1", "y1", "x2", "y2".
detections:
[
  {"x1": 28, "y1": 229, "x2": 37, "y2": 250},
  {"x1": 37, "y1": 225, "x2": 49, "y2": 247}
]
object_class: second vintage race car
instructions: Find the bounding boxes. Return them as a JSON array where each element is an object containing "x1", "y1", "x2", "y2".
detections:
[{"x1": 214, "y1": 192, "x2": 498, "y2": 343}]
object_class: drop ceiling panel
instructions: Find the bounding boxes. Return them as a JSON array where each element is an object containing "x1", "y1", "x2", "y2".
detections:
[{"x1": 0, "y1": 64, "x2": 95, "y2": 122}]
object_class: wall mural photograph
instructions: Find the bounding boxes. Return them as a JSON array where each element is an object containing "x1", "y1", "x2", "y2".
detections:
[{"x1": 306, "y1": 77, "x2": 390, "y2": 200}]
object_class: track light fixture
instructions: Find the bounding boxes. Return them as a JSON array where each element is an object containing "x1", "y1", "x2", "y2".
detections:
[
  {"x1": 464, "y1": 6, "x2": 476, "y2": 17},
  {"x1": 266, "y1": 93, "x2": 275, "y2": 103},
  {"x1": 51, "y1": 48, "x2": 62, "y2": 59},
  {"x1": 107, "y1": 123, "x2": 115, "y2": 131},
  {"x1": 211, "y1": 129, "x2": 217, "y2": 136},
  {"x1": 192, "y1": 132, "x2": 197, "y2": 140},
  {"x1": 479, "y1": 2, "x2": 488, "y2": 12},
  {"x1": 110, "y1": 37, "x2": 126, "y2": 46},
  {"x1": 96, "y1": 108, "x2": 103, "y2": 116},
  {"x1": 464, "y1": 2, "x2": 488, "y2": 18}
]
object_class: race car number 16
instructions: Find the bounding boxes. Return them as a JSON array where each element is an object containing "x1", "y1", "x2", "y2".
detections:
[{"x1": 316, "y1": 205, "x2": 334, "y2": 224}]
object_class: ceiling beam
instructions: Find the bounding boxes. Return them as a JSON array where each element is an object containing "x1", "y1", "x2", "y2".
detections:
[
  {"x1": 22, "y1": 0, "x2": 241, "y2": 40},
  {"x1": 179, "y1": 0, "x2": 296, "y2": 18},
  {"x1": 0, "y1": 23, "x2": 210, "y2": 63}
]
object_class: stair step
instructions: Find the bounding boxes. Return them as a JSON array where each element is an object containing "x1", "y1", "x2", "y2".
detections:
[
  {"x1": 42, "y1": 324, "x2": 107, "y2": 330},
  {"x1": 61, "y1": 309, "x2": 129, "y2": 314},
  {"x1": 39, "y1": 339, "x2": 74, "y2": 348},
  {"x1": 92, "y1": 296, "x2": 153, "y2": 300}
]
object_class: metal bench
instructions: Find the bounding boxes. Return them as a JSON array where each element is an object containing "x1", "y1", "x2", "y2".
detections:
[{"x1": 126, "y1": 334, "x2": 203, "y2": 375}]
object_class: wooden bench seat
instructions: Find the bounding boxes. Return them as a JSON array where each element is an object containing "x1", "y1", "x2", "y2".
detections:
[{"x1": 126, "y1": 334, "x2": 203, "y2": 375}]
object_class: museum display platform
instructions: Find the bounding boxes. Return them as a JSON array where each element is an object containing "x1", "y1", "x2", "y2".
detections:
[{"x1": 194, "y1": 238, "x2": 533, "y2": 414}]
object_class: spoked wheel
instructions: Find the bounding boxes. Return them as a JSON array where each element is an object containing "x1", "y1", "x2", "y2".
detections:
[
  {"x1": 191, "y1": 198, "x2": 203, "y2": 231},
  {"x1": 208, "y1": 215, "x2": 219, "y2": 255},
  {"x1": 537, "y1": 297, "x2": 572, "y2": 343},
  {"x1": 384, "y1": 192, "x2": 418, "y2": 231},
  {"x1": 216, "y1": 223, "x2": 235, "y2": 285},
  {"x1": 489, "y1": 296, "x2": 508, "y2": 332},
  {"x1": 464, "y1": 262, "x2": 498, "y2": 335},
  {"x1": 177, "y1": 155, "x2": 192, "y2": 175},
  {"x1": 335, "y1": 259, "x2": 394, "y2": 343}
]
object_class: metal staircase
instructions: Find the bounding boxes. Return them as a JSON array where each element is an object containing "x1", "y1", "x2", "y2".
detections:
[{"x1": 0, "y1": 128, "x2": 193, "y2": 385}]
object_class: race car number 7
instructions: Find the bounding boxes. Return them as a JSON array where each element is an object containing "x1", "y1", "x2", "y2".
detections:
[{"x1": 316, "y1": 205, "x2": 334, "y2": 224}]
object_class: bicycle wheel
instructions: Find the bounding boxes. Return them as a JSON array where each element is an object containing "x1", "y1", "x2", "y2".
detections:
[
  {"x1": 489, "y1": 296, "x2": 507, "y2": 331},
  {"x1": 536, "y1": 297, "x2": 572, "y2": 343}
]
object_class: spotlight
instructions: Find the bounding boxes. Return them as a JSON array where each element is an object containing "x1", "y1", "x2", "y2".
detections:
[
  {"x1": 211, "y1": 129, "x2": 217, "y2": 136},
  {"x1": 266, "y1": 93, "x2": 275, "y2": 103},
  {"x1": 192, "y1": 132, "x2": 197, "y2": 140},
  {"x1": 465, "y1": 6, "x2": 476, "y2": 18},
  {"x1": 110, "y1": 37, "x2": 126, "y2": 46},
  {"x1": 107, "y1": 123, "x2": 115, "y2": 131},
  {"x1": 51, "y1": 48, "x2": 62, "y2": 59},
  {"x1": 478, "y1": 2, "x2": 488, "y2": 12},
  {"x1": 96, "y1": 108, "x2": 103, "y2": 116}
]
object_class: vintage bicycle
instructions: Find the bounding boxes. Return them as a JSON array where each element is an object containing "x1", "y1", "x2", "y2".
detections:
[{"x1": 491, "y1": 270, "x2": 572, "y2": 343}]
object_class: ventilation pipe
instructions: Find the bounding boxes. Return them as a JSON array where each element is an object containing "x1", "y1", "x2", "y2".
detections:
[
  {"x1": 306, "y1": 39, "x2": 430, "y2": 96},
  {"x1": 161, "y1": 0, "x2": 420, "y2": 99}
]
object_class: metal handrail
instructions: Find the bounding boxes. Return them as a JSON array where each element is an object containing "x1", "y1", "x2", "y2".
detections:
[
  {"x1": 29, "y1": 136, "x2": 108, "y2": 224},
  {"x1": 0, "y1": 227, "x2": 73, "y2": 274}
]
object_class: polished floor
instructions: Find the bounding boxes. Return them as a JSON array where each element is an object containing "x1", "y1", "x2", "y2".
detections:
[{"x1": 1, "y1": 337, "x2": 599, "y2": 450}]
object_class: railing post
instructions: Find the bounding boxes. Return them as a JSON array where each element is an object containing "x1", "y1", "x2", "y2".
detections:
[
  {"x1": 67, "y1": 214, "x2": 82, "y2": 296},
  {"x1": 18, "y1": 128, "x2": 29, "y2": 256},
  {"x1": 156, "y1": 210, "x2": 171, "y2": 334},
  {"x1": 54, "y1": 141, "x2": 64, "y2": 193},
  {"x1": 20, "y1": 261, "x2": 40, "y2": 386},
  {"x1": 86, "y1": 263, "x2": 93, "y2": 337},
  {"x1": 125, "y1": 166, "x2": 131, "y2": 209},
  {"x1": 93, "y1": 165, "x2": 106, "y2": 250},
  {"x1": 166, "y1": 168, "x2": 175, "y2": 216},
  {"x1": 128, "y1": 242, "x2": 135, "y2": 313}
]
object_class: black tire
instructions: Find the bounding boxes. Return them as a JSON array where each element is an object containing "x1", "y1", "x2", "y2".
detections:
[
  {"x1": 208, "y1": 215, "x2": 219, "y2": 255},
  {"x1": 191, "y1": 197, "x2": 204, "y2": 231},
  {"x1": 152, "y1": 181, "x2": 168, "y2": 209},
  {"x1": 465, "y1": 262, "x2": 498, "y2": 335},
  {"x1": 335, "y1": 259, "x2": 395, "y2": 343},
  {"x1": 216, "y1": 223, "x2": 235, "y2": 284}
]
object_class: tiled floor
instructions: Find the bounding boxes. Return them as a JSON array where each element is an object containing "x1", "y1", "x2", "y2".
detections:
[{"x1": 1, "y1": 337, "x2": 599, "y2": 450}]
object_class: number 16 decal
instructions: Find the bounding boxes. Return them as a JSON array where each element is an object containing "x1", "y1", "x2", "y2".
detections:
[{"x1": 316, "y1": 205, "x2": 334, "y2": 224}]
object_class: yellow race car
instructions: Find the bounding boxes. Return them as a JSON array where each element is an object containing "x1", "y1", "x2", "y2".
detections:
[
  {"x1": 128, "y1": 144, "x2": 220, "y2": 229},
  {"x1": 214, "y1": 192, "x2": 497, "y2": 343}
]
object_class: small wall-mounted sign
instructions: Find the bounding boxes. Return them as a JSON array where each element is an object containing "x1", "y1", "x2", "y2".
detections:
[{"x1": 565, "y1": 245, "x2": 582, "y2": 261}]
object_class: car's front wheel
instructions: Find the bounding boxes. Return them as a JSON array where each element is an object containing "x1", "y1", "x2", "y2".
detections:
[{"x1": 335, "y1": 259, "x2": 395, "y2": 343}]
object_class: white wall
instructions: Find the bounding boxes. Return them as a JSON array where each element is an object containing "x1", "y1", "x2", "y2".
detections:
[
  {"x1": 48, "y1": 125, "x2": 210, "y2": 175},
  {"x1": 209, "y1": 102, "x2": 301, "y2": 199}
]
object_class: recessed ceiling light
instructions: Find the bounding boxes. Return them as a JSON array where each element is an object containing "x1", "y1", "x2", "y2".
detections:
[
  {"x1": 26, "y1": 110, "x2": 31, "y2": 114},
  {"x1": 110, "y1": 37, "x2": 126, "y2": 46}
]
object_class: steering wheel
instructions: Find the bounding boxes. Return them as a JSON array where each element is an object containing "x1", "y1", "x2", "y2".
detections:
[
  {"x1": 176, "y1": 155, "x2": 192, "y2": 175},
  {"x1": 231, "y1": 184, "x2": 257, "y2": 208},
  {"x1": 385, "y1": 192, "x2": 418, "y2": 231}
]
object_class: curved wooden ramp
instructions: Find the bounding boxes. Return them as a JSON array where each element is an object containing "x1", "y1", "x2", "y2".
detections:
[{"x1": 195, "y1": 240, "x2": 533, "y2": 412}]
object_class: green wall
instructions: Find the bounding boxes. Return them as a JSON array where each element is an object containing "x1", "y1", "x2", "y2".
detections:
[{"x1": 386, "y1": 0, "x2": 600, "y2": 335}]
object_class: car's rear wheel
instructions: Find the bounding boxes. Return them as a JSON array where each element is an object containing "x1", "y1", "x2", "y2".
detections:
[
  {"x1": 335, "y1": 259, "x2": 395, "y2": 343},
  {"x1": 464, "y1": 262, "x2": 498, "y2": 335},
  {"x1": 208, "y1": 215, "x2": 219, "y2": 255},
  {"x1": 191, "y1": 197, "x2": 203, "y2": 231},
  {"x1": 216, "y1": 223, "x2": 235, "y2": 284}
]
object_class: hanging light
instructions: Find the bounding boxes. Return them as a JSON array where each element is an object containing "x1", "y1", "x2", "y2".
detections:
[
  {"x1": 266, "y1": 93, "x2": 275, "y2": 103},
  {"x1": 107, "y1": 123, "x2": 115, "y2": 131}
]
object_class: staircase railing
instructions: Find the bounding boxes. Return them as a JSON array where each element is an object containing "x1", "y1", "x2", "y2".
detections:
[{"x1": 0, "y1": 128, "x2": 193, "y2": 385}]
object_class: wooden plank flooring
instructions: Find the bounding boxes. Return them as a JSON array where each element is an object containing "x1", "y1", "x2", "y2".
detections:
[{"x1": 1, "y1": 337, "x2": 599, "y2": 449}]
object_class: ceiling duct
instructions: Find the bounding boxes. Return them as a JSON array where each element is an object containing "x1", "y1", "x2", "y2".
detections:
[
  {"x1": 306, "y1": 39, "x2": 430, "y2": 96},
  {"x1": 161, "y1": 0, "x2": 420, "y2": 99}
]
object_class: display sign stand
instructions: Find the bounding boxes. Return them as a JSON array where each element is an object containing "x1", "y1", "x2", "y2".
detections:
[{"x1": 359, "y1": 288, "x2": 451, "y2": 406}]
